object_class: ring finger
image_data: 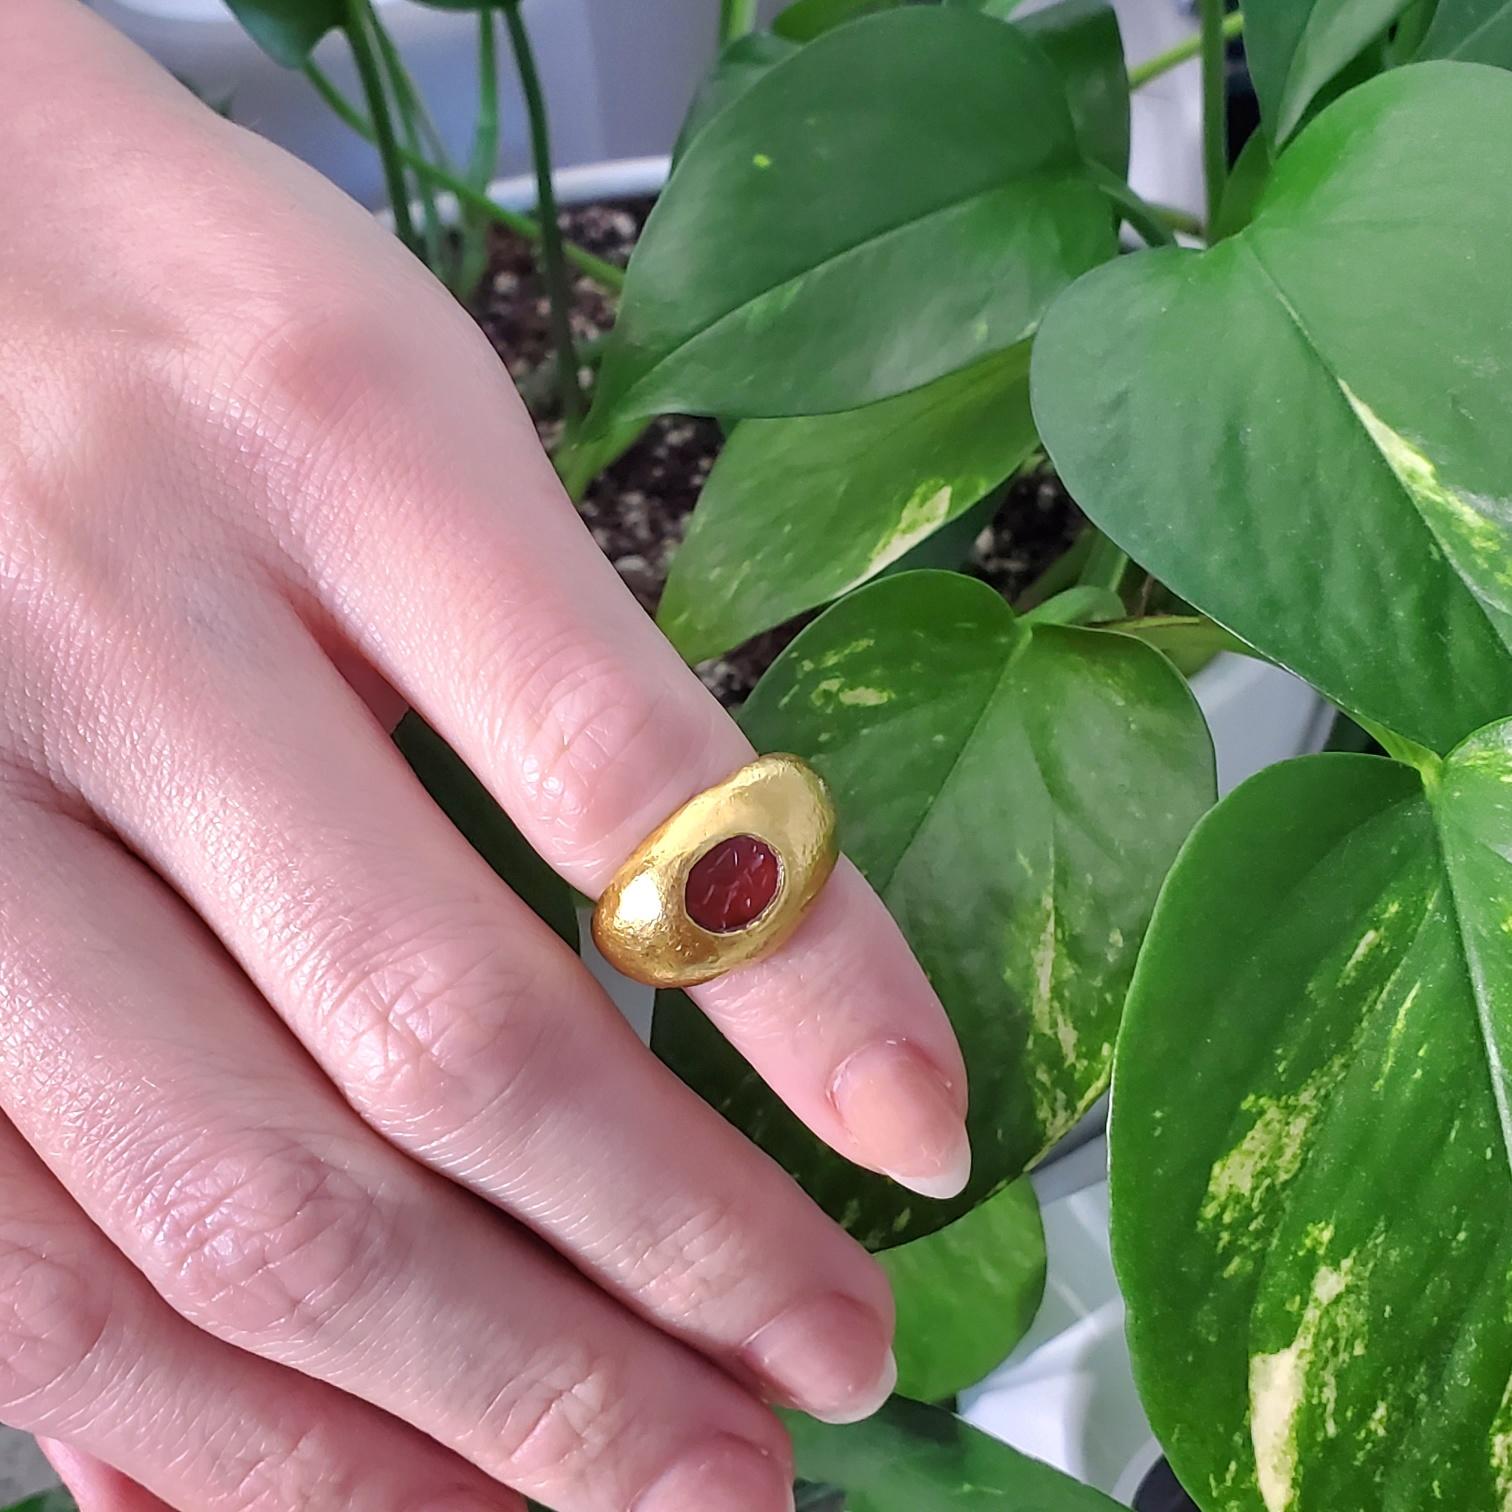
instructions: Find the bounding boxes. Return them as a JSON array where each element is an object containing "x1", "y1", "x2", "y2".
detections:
[{"x1": 0, "y1": 796, "x2": 794, "y2": 1512}]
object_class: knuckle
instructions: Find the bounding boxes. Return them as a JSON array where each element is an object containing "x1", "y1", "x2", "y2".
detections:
[
  {"x1": 303, "y1": 906, "x2": 561, "y2": 1143},
  {"x1": 613, "y1": 1195, "x2": 754, "y2": 1325},
  {"x1": 480, "y1": 1344, "x2": 631, "y2": 1490},
  {"x1": 134, "y1": 1128, "x2": 392, "y2": 1346},
  {"x1": 499, "y1": 619, "x2": 724, "y2": 869},
  {"x1": 0, "y1": 1228, "x2": 113, "y2": 1415}
]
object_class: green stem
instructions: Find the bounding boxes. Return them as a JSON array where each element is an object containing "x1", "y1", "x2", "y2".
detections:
[
  {"x1": 1128, "y1": 9, "x2": 1243, "y2": 90},
  {"x1": 1198, "y1": 0, "x2": 1229, "y2": 230},
  {"x1": 1077, "y1": 530, "x2": 1130, "y2": 597},
  {"x1": 468, "y1": 8, "x2": 501, "y2": 189},
  {"x1": 1153, "y1": 202, "x2": 1204, "y2": 238},
  {"x1": 305, "y1": 63, "x2": 626, "y2": 293},
  {"x1": 370, "y1": 8, "x2": 445, "y2": 272},
  {"x1": 719, "y1": 0, "x2": 759, "y2": 46},
  {"x1": 372, "y1": 16, "x2": 452, "y2": 170},
  {"x1": 343, "y1": 0, "x2": 416, "y2": 251},
  {"x1": 1089, "y1": 163, "x2": 1177, "y2": 248},
  {"x1": 455, "y1": 7, "x2": 502, "y2": 300},
  {"x1": 502, "y1": 0, "x2": 584, "y2": 421}
]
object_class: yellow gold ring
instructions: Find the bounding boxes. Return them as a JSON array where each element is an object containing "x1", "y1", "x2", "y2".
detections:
[{"x1": 590, "y1": 754, "x2": 839, "y2": 989}]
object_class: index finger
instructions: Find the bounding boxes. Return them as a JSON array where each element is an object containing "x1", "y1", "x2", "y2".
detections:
[{"x1": 255, "y1": 290, "x2": 970, "y2": 1203}]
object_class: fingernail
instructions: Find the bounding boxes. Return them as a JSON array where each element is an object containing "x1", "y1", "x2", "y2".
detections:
[
  {"x1": 743, "y1": 1293, "x2": 897, "y2": 1424},
  {"x1": 830, "y1": 1039, "x2": 971, "y2": 1199},
  {"x1": 635, "y1": 1435, "x2": 795, "y2": 1512}
]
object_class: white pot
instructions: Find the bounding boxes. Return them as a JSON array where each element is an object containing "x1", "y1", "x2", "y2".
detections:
[{"x1": 89, "y1": 0, "x2": 606, "y2": 206}]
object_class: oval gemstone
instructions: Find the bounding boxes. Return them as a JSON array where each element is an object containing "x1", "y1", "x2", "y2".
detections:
[{"x1": 685, "y1": 835, "x2": 780, "y2": 933}]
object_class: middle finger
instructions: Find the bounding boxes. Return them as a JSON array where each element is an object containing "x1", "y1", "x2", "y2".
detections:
[
  {"x1": 0, "y1": 795, "x2": 795, "y2": 1512},
  {"x1": 56, "y1": 583, "x2": 896, "y2": 1426}
]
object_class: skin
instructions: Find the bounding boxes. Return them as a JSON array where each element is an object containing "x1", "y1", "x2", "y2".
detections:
[{"x1": 0, "y1": 3, "x2": 972, "y2": 1509}]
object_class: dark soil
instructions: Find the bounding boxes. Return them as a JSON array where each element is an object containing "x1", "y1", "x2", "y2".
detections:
[{"x1": 469, "y1": 197, "x2": 1085, "y2": 706}]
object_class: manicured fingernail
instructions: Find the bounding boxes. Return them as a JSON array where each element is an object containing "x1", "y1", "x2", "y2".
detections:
[
  {"x1": 635, "y1": 1435, "x2": 795, "y2": 1512},
  {"x1": 743, "y1": 1293, "x2": 897, "y2": 1424},
  {"x1": 830, "y1": 1039, "x2": 971, "y2": 1199}
]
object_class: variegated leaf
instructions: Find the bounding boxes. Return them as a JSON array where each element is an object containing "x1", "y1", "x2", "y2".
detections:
[
  {"x1": 657, "y1": 345, "x2": 1036, "y2": 663},
  {"x1": 654, "y1": 570, "x2": 1214, "y2": 1247},
  {"x1": 1111, "y1": 733, "x2": 1512, "y2": 1510},
  {"x1": 1033, "y1": 63, "x2": 1512, "y2": 756}
]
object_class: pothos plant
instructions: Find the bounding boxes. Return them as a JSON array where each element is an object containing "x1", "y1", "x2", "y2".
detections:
[{"x1": 25, "y1": 0, "x2": 1509, "y2": 1509}]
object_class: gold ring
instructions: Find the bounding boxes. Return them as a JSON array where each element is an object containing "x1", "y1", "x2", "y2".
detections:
[{"x1": 591, "y1": 754, "x2": 839, "y2": 988}]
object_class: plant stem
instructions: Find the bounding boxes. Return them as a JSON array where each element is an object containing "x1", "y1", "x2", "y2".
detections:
[
  {"x1": 501, "y1": 0, "x2": 584, "y2": 421},
  {"x1": 1089, "y1": 163, "x2": 1177, "y2": 248},
  {"x1": 456, "y1": 6, "x2": 502, "y2": 300},
  {"x1": 373, "y1": 17, "x2": 452, "y2": 169},
  {"x1": 305, "y1": 63, "x2": 627, "y2": 292},
  {"x1": 1198, "y1": 0, "x2": 1229, "y2": 230},
  {"x1": 719, "y1": 0, "x2": 759, "y2": 46},
  {"x1": 369, "y1": 7, "x2": 445, "y2": 273},
  {"x1": 1128, "y1": 9, "x2": 1243, "y2": 90},
  {"x1": 343, "y1": 0, "x2": 416, "y2": 251},
  {"x1": 1077, "y1": 530, "x2": 1130, "y2": 597},
  {"x1": 1153, "y1": 202, "x2": 1204, "y2": 238},
  {"x1": 468, "y1": 8, "x2": 501, "y2": 189}
]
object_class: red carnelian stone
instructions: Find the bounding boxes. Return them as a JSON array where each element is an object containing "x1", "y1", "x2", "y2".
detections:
[{"x1": 685, "y1": 834, "x2": 780, "y2": 933}]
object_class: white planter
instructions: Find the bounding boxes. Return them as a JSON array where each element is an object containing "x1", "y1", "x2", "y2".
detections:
[{"x1": 89, "y1": 0, "x2": 606, "y2": 206}]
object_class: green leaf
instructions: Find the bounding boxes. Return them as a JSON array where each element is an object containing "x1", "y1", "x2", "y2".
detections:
[
  {"x1": 224, "y1": 0, "x2": 345, "y2": 66},
  {"x1": 1109, "y1": 730, "x2": 1512, "y2": 1511},
  {"x1": 589, "y1": 7, "x2": 1114, "y2": 431},
  {"x1": 2, "y1": 1496, "x2": 78, "y2": 1512},
  {"x1": 653, "y1": 570, "x2": 1214, "y2": 1247},
  {"x1": 394, "y1": 714, "x2": 578, "y2": 949},
  {"x1": 882, "y1": 1178, "x2": 1046, "y2": 1401},
  {"x1": 773, "y1": 0, "x2": 909, "y2": 41},
  {"x1": 673, "y1": 33, "x2": 802, "y2": 167},
  {"x1": 1019, "y1": 0, "x2": 1131, "y2": 177},
  {"x1": 1245, "y1": 0, "x2": 1414, "y2": 145},
  {"x1": 657, "y1": 344, "x2": 1037, "y2": 663},
  {"x1": 786, "y1": 1397, "x2": 1122, "y2": 1509},
  {"x1": 1033, "y1": 63, "x2": 1512, "y2": 757},
  {"x1": 1417, "y1": 0, "x2": 1512, "y2": 62}
]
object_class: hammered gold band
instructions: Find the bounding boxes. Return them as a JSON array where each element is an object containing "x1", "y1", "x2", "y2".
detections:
[{"x1": 590, "y1": 754, "x2": 839, "y2": 989}]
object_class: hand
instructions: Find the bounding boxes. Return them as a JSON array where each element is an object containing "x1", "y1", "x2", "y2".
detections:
[{"x1": 0, "y1": 4, "x2": 969, "y2": 1509}]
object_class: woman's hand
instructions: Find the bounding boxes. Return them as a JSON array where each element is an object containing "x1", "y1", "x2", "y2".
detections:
[{"x1": 0, "y1": 4, "x2": 969, "y2": 1508}]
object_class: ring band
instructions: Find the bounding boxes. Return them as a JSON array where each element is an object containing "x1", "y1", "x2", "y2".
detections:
[{"x1": 591, "y1": 754, "x2": 839, "y2": 988}]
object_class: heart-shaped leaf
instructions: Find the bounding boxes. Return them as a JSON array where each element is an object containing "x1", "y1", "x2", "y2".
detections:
[
  {"x1": 1245, "y1": 0, "x2": 1412, "y2": 145},
  {"x1": 588, "y1": 7, "x2": 1114, "y2": 431},
  {"x1": 657, "y1": 344, "x2": 1036, "y2": 663},
  {"x1": 786, "y1": 1397, "x2": 1122, "y2": 1509},
  {"x1": 653, "y1": 570, "x2": 1214, "y2": 1247},
  {"x1": 224, "y1": 0, "x2": 345, "y2": 66},
  {"x1": 1033, "y1": 63, "x2": 1512, "y2": 756},
  {"x1": 1418, "y1": 0, "x2": 1512, "y2": 62},
  {"x1": 882, "y1": 1178, "x2": 1046, "y2": 1401},
  {"x1": 1111, "y1": 733, "x2": 1512, "y2": 1511}
]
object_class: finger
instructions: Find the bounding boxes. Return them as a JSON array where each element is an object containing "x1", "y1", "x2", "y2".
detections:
[
  {"x1": 233, "y1": 300, "x2": 970, "y2": 1197},
  {"x1": 0, "y1": 795, "x2": 795, "y2": 1511},
  {"x1": 0, "y1": 1119, "x2": 510, "y2": 1512},
  {"x1": 37, "y1": 1442, "x2": 175, "y2": 1512},
  {"x1": 64, "y1": 584, "x2": 895, "y2": 1424}
]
